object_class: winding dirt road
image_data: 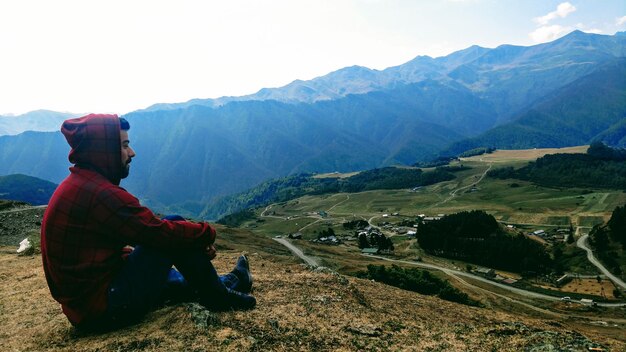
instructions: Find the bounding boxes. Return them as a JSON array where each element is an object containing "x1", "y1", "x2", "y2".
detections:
[
  {"x1": 273, "y1": 237, "x2": 319, "y2": 267},
  {"x1": 577, "y1": 234, "x2": 626, "y2": 291}
]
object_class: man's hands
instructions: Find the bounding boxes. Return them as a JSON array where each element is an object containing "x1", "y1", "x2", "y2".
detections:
[
  {"x1": 121, "y1": 245, "x2": 134, "y2": 260},
  {"x1": 206, "y1": 244, "x2": 217, "y2": 260}
]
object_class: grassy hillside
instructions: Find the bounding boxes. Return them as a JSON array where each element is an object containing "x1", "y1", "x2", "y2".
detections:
[
  {"x1": 445, "y1": 58, "x2": 626, "y2": 154},
  {"x1": 205, "y1": 167, "x2": 456, "y2": 221},
  {"x1": 487, "y1": 143, "x2": 626, "y2": 189},
  {"x1": 0, "y1": 174, "x2": 58, "y2": 205},
  {"x1": 1, "y1": 156, "x2": 625, "y2": 350},
  {"x1": 240, "y1": 146, "x2": 626, "y2": 286},
  {"x1": 1, "y1": 234, "x2": 624, "y2": 351}
]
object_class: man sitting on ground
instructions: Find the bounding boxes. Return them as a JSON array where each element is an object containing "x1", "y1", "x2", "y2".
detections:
[{"x1": 41, "y1": 113, "x2": 255, "y2": 331}]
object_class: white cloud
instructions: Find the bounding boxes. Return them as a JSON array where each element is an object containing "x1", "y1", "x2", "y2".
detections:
[
  {"x1": 581, "y1": 28, "x2": 602, "y2": 34},
  {"x1": 529, "y1": 25, "x2": 571, "y2": 43},
  {"x1": 534, "y1": 2, "x2": 576, "y2": 25},
  {"x1": 617, "y1": 16, "x2": 626, "y2": 26},
  {"x1": 574, "y1": 23, "x2": 602, "y2": 34}
]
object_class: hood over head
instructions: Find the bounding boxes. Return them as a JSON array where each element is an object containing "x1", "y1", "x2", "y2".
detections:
[{"x1": 61, "y1": 114, "x2": 123, "y2": 185}]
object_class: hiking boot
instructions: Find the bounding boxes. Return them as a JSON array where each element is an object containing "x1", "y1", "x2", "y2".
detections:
[
  {"x1": 224, "y1": 288, "x2": 256, "y2": 310},
  {"x1": 198, "y1": 288, "x2": 256, "y2": 311},
  {"x1": 231, "y1": 255, "x2": 253, "y2": 294}
]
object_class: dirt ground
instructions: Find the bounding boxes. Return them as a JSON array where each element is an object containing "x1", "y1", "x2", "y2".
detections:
[
  {"x1": 1, "y1": 244, "x2": 625, "y2": 352},
  {"x1": 560, "y1": 279, "x2": 620, "y2": 299}
]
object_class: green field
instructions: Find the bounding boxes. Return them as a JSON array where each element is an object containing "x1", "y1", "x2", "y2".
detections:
[
  {"x1": 243, "y1": 147, "x2": 626, "y2": 294},
  {"x1": 250, "y1": 155, "x2": 625, "y2": 236}
]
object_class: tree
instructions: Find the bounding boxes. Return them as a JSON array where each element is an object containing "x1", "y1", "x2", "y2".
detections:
[
  {"x1": 358, "y1": 233, "x2": 369, "y2": 249},
  {"x1": 608, "y1": 205, "x2": 626, "y2": 245},
  {"x1": 590, "y1": 227, "x2": 609, "y2": 251}
]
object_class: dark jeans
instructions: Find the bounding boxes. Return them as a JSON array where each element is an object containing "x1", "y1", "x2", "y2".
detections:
[
  {"x1": 107, "y1": 246, "x2": 240, "y2": 322},
  {"x1": 79, "y1": 216, "x2": 239, "y2": 331}
]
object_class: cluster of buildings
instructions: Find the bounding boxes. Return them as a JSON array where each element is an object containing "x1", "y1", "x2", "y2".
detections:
[
  {"x1": 528, "y1": 227, "x2": 572, "y2": 243},
  {"x1": 472, "y1": 267, "x2": 518, "y2": 285}
]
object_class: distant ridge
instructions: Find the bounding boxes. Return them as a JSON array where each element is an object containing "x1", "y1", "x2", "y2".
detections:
[
  {"x1": 143, "y1": 30, "x2": 626, "y2": 120},
  {"x1": 445, "y1": 57, "x2": 626, "y2": 154},
  {"x1": 0, "y1": 174, "x2": 57, "y2": 205},
  {"x1": 1, "y1": 30, "x2": 624, "y2": 218},
  {"x1": 0, "y1": 110, "x2": 79, "y2": 136}
]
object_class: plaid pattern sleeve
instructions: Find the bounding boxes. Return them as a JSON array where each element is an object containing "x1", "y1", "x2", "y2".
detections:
[
  {"x1": 42, "y1": 168, "x2": 216, "y2": 325},
  {"x1": 92, "y1": 184, "x2": 216, "y2": 249},
  {"x1": 41, "y1": 114, "x2": 217, "y2": 325}
]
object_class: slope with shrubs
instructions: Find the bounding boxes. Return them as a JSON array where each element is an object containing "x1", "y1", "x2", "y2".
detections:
[
  {"x1": 487, "y1": 142, "x2": 626, "y2": 189},
  {"x1": 0, "y1": 174, "x2": 58, "y2": 205},
  {"x1": 588, "y1": 204, "x2": 626, "y2": 280},
  {"x1": 206, "y1": 167, "x2": 455, "y2": 220}
]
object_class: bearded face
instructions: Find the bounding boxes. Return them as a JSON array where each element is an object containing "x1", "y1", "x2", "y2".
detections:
[{"x1": 120, "y1": 130, "x2": 135, "y2": 179}]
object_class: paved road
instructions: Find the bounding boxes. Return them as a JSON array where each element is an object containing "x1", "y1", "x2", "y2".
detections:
[
  {"x1": 271, "y1": 237, "x2": 626, "y2": 308},
  {"x1": 577, "y1": 234, "x2": 626, "y2": 290},
  {"x1": 273, "y1": 237, "x2": 319, "y2": 267},
  {"x1": 364, "y1": 254, "x2": 560, "y2": 300},
  {"x1": 362, "y1": 254, "x2": 626, "y2": 307}
]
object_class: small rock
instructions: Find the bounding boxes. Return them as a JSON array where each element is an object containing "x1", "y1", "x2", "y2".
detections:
[
  {"x1": 267, "y1": 319, "x2": 280, "y2": 332},
  {"x1": 346, "y1": 324, "x2": 383, "y2": 337},
  {"x1": 186, "y1": 303, "x2": 220, "y2": 329},
  {"x1": 313, "y1": 266, "x2": 335, "y2": 274}
]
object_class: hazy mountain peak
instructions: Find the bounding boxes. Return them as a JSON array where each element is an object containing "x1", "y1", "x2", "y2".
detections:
[
  {"x1": 139, "y1": 31, "x2": 624, "y2": 116},
  {"x1": 0, "y1": 110, "x2": 79, "y2": 136}
]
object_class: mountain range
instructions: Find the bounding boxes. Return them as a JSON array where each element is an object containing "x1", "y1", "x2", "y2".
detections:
[
  {"x1": 0, "y1": 30, "x2": 624, "y2": 218},
  {"x1": 0, "y1": 110, "x2": 79, "y2": 136}
]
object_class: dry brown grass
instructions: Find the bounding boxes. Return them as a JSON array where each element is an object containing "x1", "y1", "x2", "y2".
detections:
[
  {"x1": 461, "y1": 145, "x2": 589, "y2": 163},
  {"x1": 2, "y1": 241, "x2": 624, "y2": 351},
  {"x1": 560, "y1": 279, "x2": 620, "y2": 299}
]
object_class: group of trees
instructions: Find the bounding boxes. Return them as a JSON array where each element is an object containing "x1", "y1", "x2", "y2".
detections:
[
  {"x1": 342, "y1": 219, "x2": 369, "y2": 230},
  {"x1": 607, "y1": 205, "x2": 626, "y2": 246},
  {"x1": 487, "y1": 142, "x2": 626, "y2": 189},
  {"x1": 214, "y1": 166, "x2": 456, "y2": 221},
  {"x1": 335, "y1": 167, "x2": 455, "y2": 193},
  {"x1": 589, "y1": 204, "x2": 626, "y2": 276},
  {"x1": 417, "y1": 210, "x2": 552, "y2": 274},
  {"x1": 216, "y1": 208, "x2": 256, "y2": 227},
  {"x1": 587, "y1": 141, "x2": 626, "y2": 161},
  {"x1": 413, "y1": 156, "x2": 457, "y2": 168},
  {"x1": 357, "y1": 264, "x2": 480, "y2": 306},
  {"x1": 458, "y1": 147, "x2": 496, "y2": 158},
  {"x1": 358, "y1": 232, "x2": 394, "y2": 251},
  {"x1": 316, "y1": 227, "x2": 337, "y2": 240}
]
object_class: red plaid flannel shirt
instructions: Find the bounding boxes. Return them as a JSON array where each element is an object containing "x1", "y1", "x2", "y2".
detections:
[{"x1": 41, "y1": 114, "x2": 216, "y2": 325}]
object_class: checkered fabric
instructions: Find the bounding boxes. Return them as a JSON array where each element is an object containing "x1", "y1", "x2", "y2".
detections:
[{"x1": 41, "y1": 114, "x2": 216, "y2": 325}]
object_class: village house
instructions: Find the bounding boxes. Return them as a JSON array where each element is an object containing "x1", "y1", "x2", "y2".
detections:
[
  {"x1": 313, "y1": 236, "x2": 340, "y2": 245},
  {"x1": 474, "y1": 267, "x2": 496, "y2": 278},
  {"x1": 531, "y1": 229, "x2": 546, "y2": 237},
  {"x1": 288, "y1": 232, "x2": 302, "y2": 239}
]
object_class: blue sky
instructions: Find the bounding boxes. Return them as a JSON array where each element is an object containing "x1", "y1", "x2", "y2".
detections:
[{"x1": 0, "y1": 0, "x2": 624, "y2": 115}]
